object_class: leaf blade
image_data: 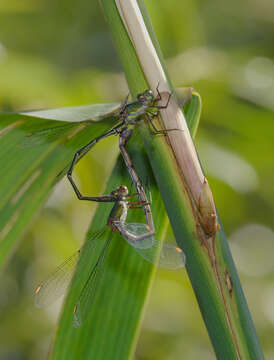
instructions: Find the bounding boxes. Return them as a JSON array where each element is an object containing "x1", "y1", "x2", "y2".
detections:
[{"x1": 0, "y1": 111, "x2": 117, "y2": 269}]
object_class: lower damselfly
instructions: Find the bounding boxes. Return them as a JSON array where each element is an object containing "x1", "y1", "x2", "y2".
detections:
[{"x1": 35, "y1": 185, "x2": 185, "y2": 327}]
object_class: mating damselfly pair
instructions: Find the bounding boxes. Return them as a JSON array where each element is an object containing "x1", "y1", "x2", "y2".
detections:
[{"x1": 33, "y1": 86, "x2": 186, "y2": 327}]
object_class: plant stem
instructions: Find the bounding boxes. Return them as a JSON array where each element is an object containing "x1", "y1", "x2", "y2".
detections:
[{"x1": 100, "y1": 0, "x2": 264, "y2": 359}]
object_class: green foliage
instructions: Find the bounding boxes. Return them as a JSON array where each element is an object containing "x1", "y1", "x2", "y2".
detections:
[
  {"x1": 0, "y1": 0, "x2": 273, "y2": 359},
  {"x1": 0, "y1": 108, "x2": 117, "y2": 268}
]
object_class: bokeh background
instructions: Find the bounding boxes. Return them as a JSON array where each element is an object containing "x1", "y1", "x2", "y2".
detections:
[{"x1": 1, "y1": 0, "x2": 274, "y2": 359}]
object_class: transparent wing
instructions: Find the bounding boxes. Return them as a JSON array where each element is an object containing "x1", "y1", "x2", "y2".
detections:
[
  {"x1": 20, "y1": 122, "x2": 79, "y2": 148},
  {"x1": 126, "y1": 237, "x2": 186, "y2": 270},
  {"x1": 73, "y1": 237, "x2": 111, "y2": 328},
  {"x1": 35, "y1": 251, "x2": 80, "y2": 308},
  {"x1": 23, "y1": 102, "x2": 122, "y2": 121},
  {"x1": 34, "y1": 229, "x2": 105, "y2": 308},
  {"x1": 121, "y1": 222, "x2": 155, "y2": 249}
]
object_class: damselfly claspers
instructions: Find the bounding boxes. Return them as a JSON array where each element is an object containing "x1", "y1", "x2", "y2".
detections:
[{"x1": 35, "y1": 185, "x2": 185, "y2": 327}]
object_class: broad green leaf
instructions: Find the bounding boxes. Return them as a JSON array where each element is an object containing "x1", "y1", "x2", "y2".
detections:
[{"x1": 0, "y1": 107, "x2": 118, "y2": 269}]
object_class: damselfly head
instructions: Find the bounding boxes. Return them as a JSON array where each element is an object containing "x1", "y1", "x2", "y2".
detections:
[
  {"x1": 118, "y1": 185, "x2": 129, "y2": 196},
  {"x1": 137, "y1": 89, "x2": 154, "y2": 104},
  {"x1": 111, "y1": 185, "x2": 129, "y2": 197}
]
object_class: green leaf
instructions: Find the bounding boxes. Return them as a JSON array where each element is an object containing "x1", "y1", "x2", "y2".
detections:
[{"x1": 0, "y1": 106, "x2": 117, "y2": 269}]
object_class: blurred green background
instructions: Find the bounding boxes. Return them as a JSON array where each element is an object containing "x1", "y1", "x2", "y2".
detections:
[{"x1": 0, "y1": 0, "x2": 274, "y2": 359}]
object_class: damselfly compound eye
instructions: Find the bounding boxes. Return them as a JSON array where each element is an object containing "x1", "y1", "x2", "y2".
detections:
[{"x1": 143, "y1": 89, "x2": 154, "y2": 101}]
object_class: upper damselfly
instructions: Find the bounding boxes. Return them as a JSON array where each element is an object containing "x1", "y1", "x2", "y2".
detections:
[{"x1": 22, "y1": 86, "x2": 173, "y2": 236}]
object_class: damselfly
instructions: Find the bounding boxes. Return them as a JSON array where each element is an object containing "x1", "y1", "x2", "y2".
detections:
[
  {"x1": 66, "y1": 86, "x2": 172, "y2": 199},
  {"x1": 35, "y1": 185, "x2": 185, "y2": 327},
  {"x1": 22, "y1": 86, "x2": 172, "y2": 236},
  {"x1": 66, "y1": 86, "x2": 174, "y2": 238},
  {"x1": 22, "y1": 86, "x2": 172, "y2": 197}
]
